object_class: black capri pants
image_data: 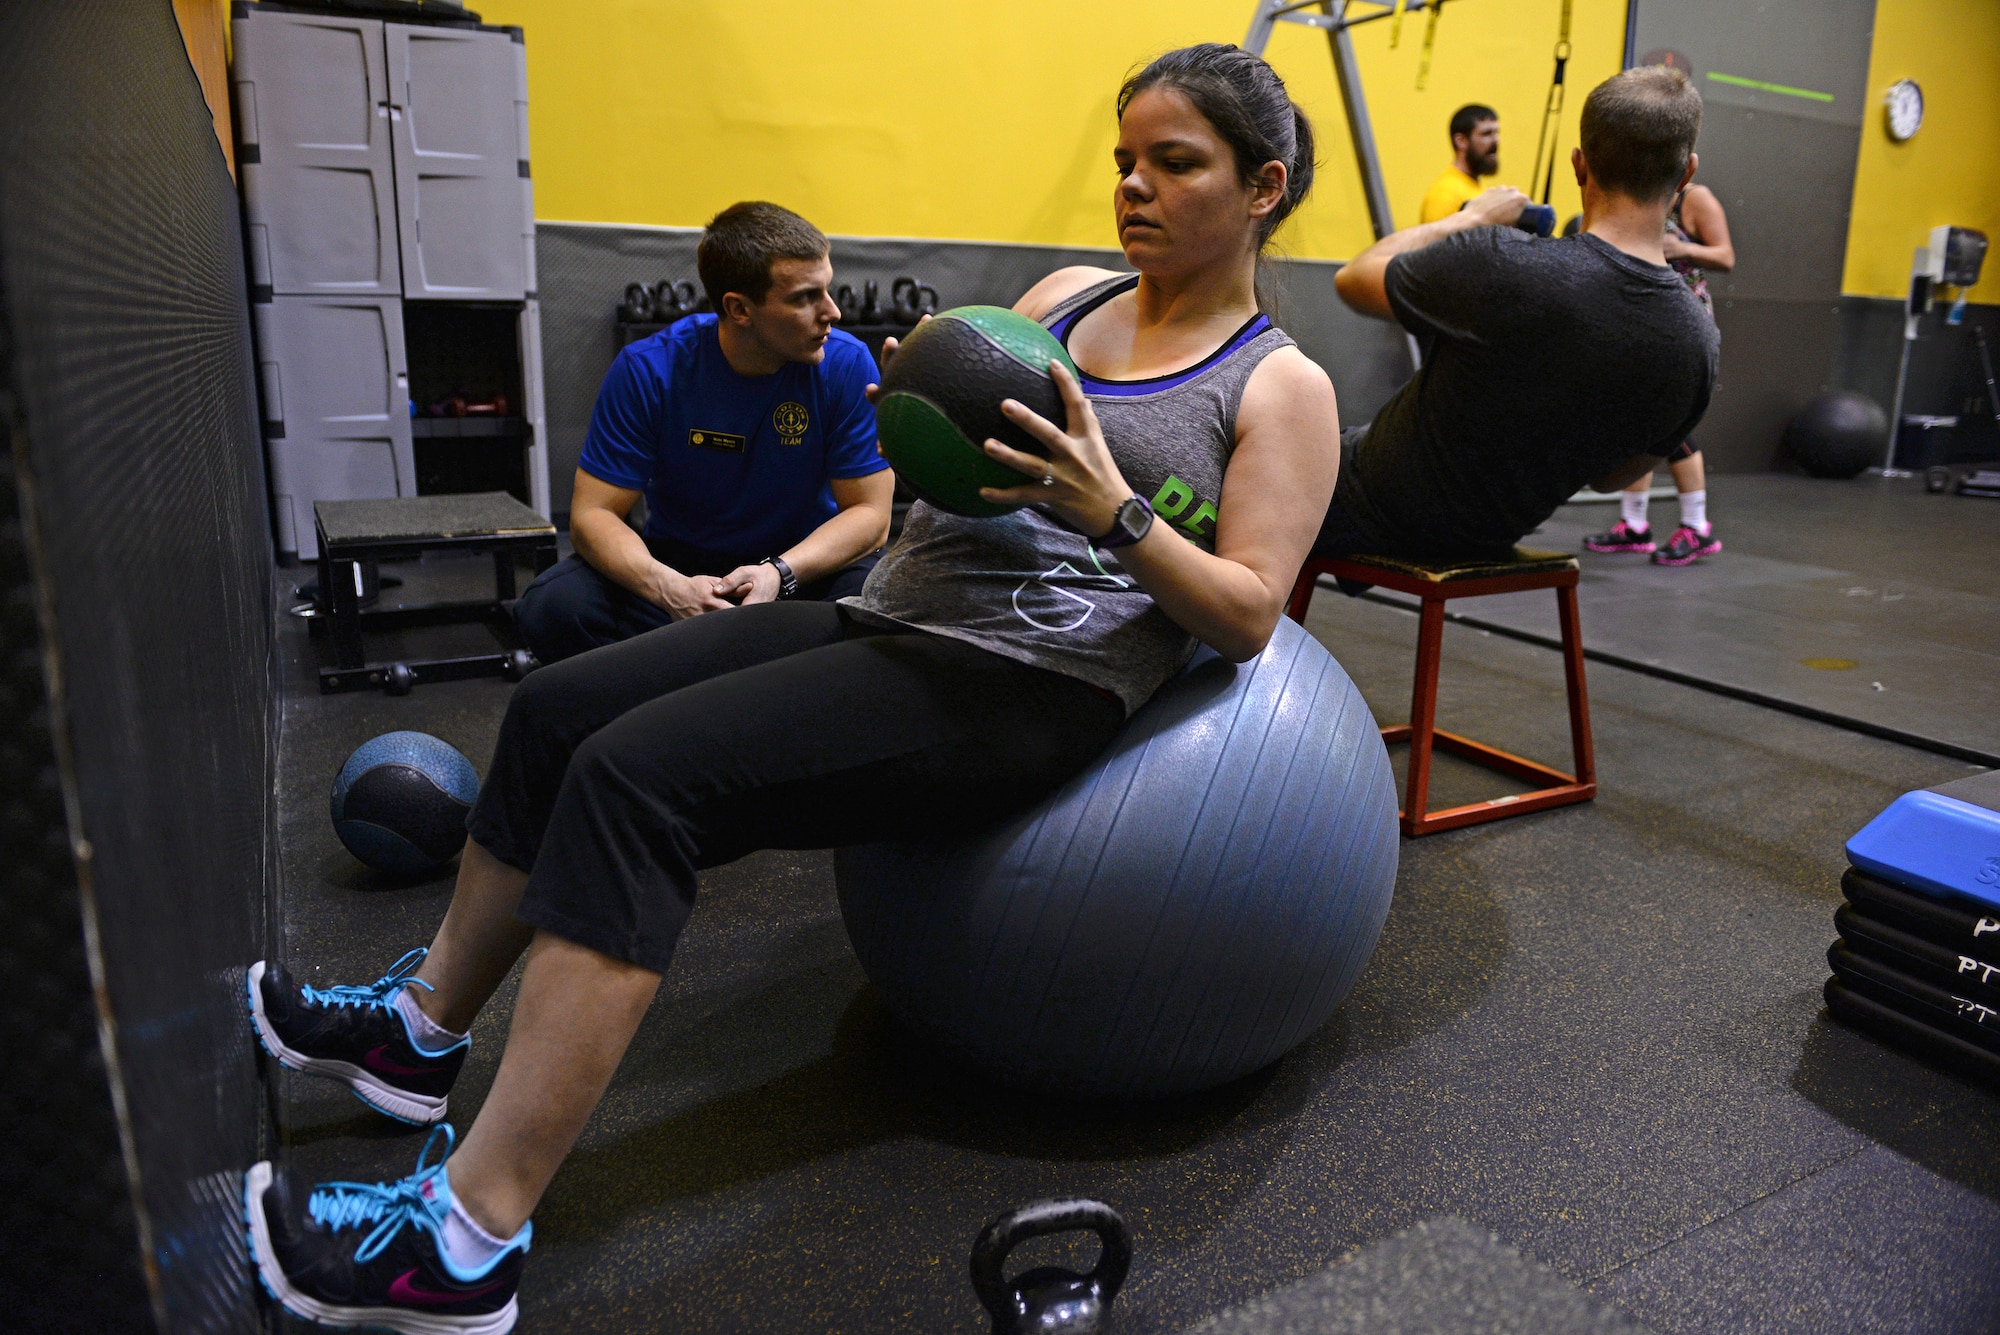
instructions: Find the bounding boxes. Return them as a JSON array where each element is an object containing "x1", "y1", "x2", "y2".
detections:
[{"x1": 467, "y1": 602, "x2": 1126, "y2": 974}]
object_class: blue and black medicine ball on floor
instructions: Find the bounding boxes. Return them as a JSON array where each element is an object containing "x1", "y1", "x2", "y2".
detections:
[{"x1": 330, "y1": 732, "x2": 480, "y2": 876}]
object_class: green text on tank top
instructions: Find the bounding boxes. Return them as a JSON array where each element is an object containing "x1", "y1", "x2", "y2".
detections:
[{"x1": 846, "y1": 275, "x2": 1297, "y2": 715}]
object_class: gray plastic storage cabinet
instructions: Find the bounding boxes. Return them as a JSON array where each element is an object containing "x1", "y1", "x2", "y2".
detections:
[{"x1": 233, "y1": 2, "x2": 548, "y2": 559}]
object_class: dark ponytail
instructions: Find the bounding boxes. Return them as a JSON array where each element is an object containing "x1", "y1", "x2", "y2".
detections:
[{"x1": 1117, "y1": 43, "x2": 1317, "y2": 250}]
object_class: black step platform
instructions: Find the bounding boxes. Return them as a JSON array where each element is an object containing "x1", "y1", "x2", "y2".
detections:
[
  {"x1": 1841, "y1": 866, "x2": 2000, "y2": 951},
  {"x1": 1825, "y1": 978, "x2": 2000, "y2": 1086},
  {"x1": 1835, "y1": 905, "x2": 2000, "y2": 1002},
  {"x1": 310, "y1": 493, "x2": 558, "y2": 695},
  {"x1": 1827, "y1": 944, "x2": 2000, "y2": 1055}
]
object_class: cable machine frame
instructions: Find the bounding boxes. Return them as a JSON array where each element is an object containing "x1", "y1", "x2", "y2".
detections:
[
  {"x1": 1244, "y1": 0, "x2": 1466, "y2": 371},
  {"x1": 1243, "y1": 0, "x2": 1458, "y2": 244}
]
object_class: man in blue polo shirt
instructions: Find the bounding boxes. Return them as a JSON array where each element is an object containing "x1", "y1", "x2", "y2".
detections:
[{"x1": 515, "y1": 201, "x2": 893, "y2": 662}]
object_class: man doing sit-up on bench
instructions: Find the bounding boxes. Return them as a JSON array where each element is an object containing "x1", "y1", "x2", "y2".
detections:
[{"x1": 1315, "y1": 65, "x2": 1719, "y2": 563}]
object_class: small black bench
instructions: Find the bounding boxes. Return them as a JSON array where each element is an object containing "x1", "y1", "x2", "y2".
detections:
[{"x1": 311, "y1": 493, "x2": 558, "y2": 696}]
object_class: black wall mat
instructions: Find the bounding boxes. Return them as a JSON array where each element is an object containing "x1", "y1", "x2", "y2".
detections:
[
  {"x1": 533, "y1": 224, "x2": 1413, "y2": 520},
  {"x1": 0, "y1": 2, "x2": 276, "y2": 1330},
  {"x1": 0, "y1": 382, "x2": 153, "y2": 1332},
  {"x1": 1835, "y1": 296, "x2": 2000, "y2": 466}
]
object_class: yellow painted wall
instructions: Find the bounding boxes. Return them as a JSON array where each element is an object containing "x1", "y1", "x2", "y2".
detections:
[
  {"x1": 477, "y1": 0, "x2": 1627, "y2": 262},
  {"x1": 1843, "y1": 0, "x2": 2000, "y2": 301},
  {"x1": 174, "y1": 0, "x2": 234, "y2": 175}
]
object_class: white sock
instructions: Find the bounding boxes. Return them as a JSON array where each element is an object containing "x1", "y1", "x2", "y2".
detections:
[
  {"x1": 1620, "y1": 490, "x2": 1650, "y2": 531},
  {"x1": 395, "y1": 986, "x2": 465, "y2": 1052},
  {"x1": 1679, "y1": 489, "x2": 1708, "y2": 534},
  {"x1": 440, "y1": 1195, "x2": 511, "y2": 1271}
]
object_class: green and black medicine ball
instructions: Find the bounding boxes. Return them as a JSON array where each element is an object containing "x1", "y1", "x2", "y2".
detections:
[{"x1": 874, "y1": 305, "x2": 1080, "y2": 517}]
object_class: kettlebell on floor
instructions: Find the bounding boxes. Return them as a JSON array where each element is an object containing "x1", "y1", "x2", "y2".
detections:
[{"x1": 971, "y1": 1199, "x2": 1130, "y2": 1334}]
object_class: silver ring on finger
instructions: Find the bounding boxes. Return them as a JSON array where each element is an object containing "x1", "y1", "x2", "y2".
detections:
[{"x1": 1040, "y1": 465, "x2": 1057, "y2": 488}]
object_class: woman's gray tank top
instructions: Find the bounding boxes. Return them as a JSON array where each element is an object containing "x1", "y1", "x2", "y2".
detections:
[{"x1": 846, "y1": 274, "x2": 1296, "y2": 714}]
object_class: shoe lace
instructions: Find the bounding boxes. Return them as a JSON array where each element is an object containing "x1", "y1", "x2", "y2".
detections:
[
  {"x1": 299, "y1": 947, "x2": 434, "y2": 1013},
  {"x1": 306, "y1": 1123, "x2": 455, "y2": 1264}
]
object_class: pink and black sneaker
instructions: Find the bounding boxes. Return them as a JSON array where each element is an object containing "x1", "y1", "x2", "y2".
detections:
[
  {"x1": 1652, "y1": 524, "x2": 1721, "y2": 566},
  {"x1": 248, "y1": 948, "x2": 465, "y2": 1125},
  {"x1": 245, "y1": 1125, "x2": 527, "y2": 1334},
  {"x1": 1583, "y1": 520, "x2": 1655, "y2": 553}
]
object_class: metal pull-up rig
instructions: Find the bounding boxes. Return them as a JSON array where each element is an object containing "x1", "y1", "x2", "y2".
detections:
[
  {"x1": 1242, "y1": 0, "x2": 1460, "y2": 370},
  {"x1": 1243, "y1": 0, "x2": 1458, "y2": 243}
]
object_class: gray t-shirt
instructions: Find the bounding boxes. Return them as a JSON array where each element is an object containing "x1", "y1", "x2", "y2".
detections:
[
  {"x1": 849, "y1": 276, "x2": 1294, "y2": 714},
  {"x1": 1336, "y1": 228, "x2": 1719, "y2": 558}
]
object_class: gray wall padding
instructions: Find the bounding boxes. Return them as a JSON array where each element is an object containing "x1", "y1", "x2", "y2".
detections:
[
  {"x1": 1630, "y1": 0, "x2": 1878, "y2": 471},
  {"x1": 535, "y1": 222, "x2": 1410, "y2": 518},
  {"x1": 1835, "y1": 296, "x2": 1907, "y2": 413}
]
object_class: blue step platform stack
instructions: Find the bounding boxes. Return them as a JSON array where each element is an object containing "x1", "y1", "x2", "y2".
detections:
[{"x1": 1827, "y1": 770, "x2": 2000, "y2": 1082}]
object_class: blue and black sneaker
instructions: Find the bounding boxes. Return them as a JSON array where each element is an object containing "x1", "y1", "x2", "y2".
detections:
[
  {"x1": 246, "y1": 1125, "x2": 528, "y2": 1335},
  {"x1": 248, "y1": 948, "x2": 465, "y2": 1125}
]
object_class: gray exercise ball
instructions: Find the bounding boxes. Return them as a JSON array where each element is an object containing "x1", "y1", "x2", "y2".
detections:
[
  {"x1": 836, "y1": 616, "x2": 1399, "y2": 1099},
  {"x1": 1785, "y1": 391, "x2": 1887, "y2": 479}
]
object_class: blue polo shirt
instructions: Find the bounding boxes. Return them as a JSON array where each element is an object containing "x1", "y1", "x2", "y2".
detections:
[{"x1": 578, "y1": 315, "x2": 885, "y2": 557}]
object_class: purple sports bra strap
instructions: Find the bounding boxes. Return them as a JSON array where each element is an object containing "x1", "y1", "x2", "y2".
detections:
[{"x1": 1045, "y1": 274, "x2": 1276, "y2": 397}]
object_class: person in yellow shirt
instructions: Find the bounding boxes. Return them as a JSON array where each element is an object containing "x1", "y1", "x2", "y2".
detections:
[{"x1": 1419, "y1": 103, "x2": 1501, "y2": 223}]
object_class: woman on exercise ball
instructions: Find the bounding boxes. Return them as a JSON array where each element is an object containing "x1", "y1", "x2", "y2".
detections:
[
  {"x1": 1585, "y1": 180, "x2": 1735, "y2": 565},
  {"x1": 242, "y1": 42, "x2": 1341, "y2": 1333}
]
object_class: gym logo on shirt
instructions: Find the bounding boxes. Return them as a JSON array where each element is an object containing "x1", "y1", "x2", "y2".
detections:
[
  {"x1": 1012, "y1": 562, "x2": 1096, "y2": 632},
  {"x1": 1153, "y1": 475, "x2": 1219, "y2": 542},
  {"x1": 689, "y1": 429, "x2": 746, "y2": 453},
  {"x1": 1009, "y1": 546, "x2": 1135, "y2": 634},
  {"x1": 773, "y1": 401, "x2": 809, "y2": 445}
]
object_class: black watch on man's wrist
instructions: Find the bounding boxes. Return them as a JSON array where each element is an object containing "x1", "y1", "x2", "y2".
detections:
[
  {"x1": 761, "y1": 555, "x2": 799, "y2": 599},
  {"x1": 1094, "y1": 495, "x2": 1155, "y2": 549}
]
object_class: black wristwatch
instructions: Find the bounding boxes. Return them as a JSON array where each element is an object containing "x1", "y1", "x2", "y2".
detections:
[
  {"x1": 1094, "y1": 495, "x2": 1155, "y2": 549},
  {"x1": 761, "y1": 555, "x2": 799, "y2": 599}
]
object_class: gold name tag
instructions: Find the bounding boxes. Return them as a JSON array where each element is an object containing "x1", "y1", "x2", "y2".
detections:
[{"x1": 688, "y1": 429, "x2": 746, "y2": 453}]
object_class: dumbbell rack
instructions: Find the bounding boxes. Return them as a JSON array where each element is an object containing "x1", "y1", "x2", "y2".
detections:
[{"x1": 614, "y1": 318, "x2": 918, "y2": 365}]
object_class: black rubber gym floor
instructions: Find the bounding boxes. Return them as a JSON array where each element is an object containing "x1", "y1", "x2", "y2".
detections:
[
  {"x1": 267, "y1": 476, "x2": 2000, "y2": 1334},
  {"x1": 1488, "y1": 473, "x2": 2000, "y2": 762}
]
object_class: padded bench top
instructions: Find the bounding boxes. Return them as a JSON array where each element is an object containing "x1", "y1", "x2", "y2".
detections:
[
  {"x1": 1331, "y1": 547, "x2": 1578, "y2": 583},
  {"x1": 315, "y1": 493, "x2": 555, "y2": 547}
]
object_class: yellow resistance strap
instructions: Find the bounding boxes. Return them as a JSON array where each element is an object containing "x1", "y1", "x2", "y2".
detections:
[
  {"x1": 1530, "y1": 0, "x2": 1575, "y2": 204},
  {"x1": 1415, "y1": 0, "x2": 1444, "y2": 88}
]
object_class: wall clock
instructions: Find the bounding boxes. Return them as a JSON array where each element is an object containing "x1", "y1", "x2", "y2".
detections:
[{"x1": 1885, "y1": 79, "x2": 1924, "y2": 141}]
